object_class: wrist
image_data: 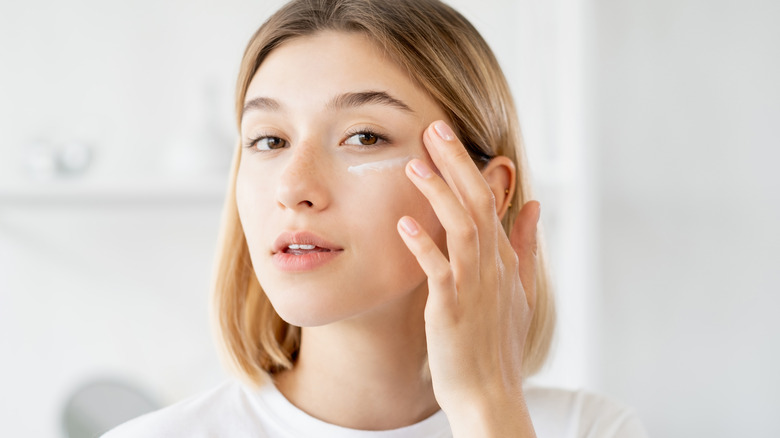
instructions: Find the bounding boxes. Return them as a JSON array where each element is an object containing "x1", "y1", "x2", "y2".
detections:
[{"x1": 445, "y1": 390, "x2": 536, "y2": 438}]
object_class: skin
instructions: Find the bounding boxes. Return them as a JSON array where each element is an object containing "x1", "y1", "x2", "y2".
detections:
[{"x1": 236, "y1": 31, "x2": 539, "y2": 437}]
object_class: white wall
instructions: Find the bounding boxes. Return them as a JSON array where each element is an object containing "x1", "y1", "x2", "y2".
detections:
[
  {"x1": 0, "y1": 201, "x2": 227, "y2": 436},
  {"x1": 591, "y1": 0, "x2": 780, "y2": 436}
]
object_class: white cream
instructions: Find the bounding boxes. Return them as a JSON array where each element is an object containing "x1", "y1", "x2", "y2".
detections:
[{"x1": 347, "y1": 156, "x2": 415, "y2": 176}]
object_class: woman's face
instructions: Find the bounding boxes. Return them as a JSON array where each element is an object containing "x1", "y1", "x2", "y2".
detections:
[{"x1": 236, "y1": 31, "x2": 449, "y2": 327}]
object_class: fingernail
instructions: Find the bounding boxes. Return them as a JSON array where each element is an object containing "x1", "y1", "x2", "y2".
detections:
[
  {"x1": 399, "y1": 217, "x2": 419, "y2": 236},
  {"x1": 536, "y1": 203, "x2": 542, "y2": 223},
  {"x1": 409, "y1": 159, "x2": 432, "y2": 178},
  {"x1": 433, "y1": 121, "x2": 455, "y2": 141}
]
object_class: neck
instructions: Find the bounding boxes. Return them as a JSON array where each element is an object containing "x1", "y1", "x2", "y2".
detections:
[{"x1": 273, "y1": 286, "x2": 440, "y2": 430}]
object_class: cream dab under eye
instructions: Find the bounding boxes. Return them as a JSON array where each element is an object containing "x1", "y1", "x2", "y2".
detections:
[{"x1": 347, "y1": 156, "x2": 415, "y2": 175}]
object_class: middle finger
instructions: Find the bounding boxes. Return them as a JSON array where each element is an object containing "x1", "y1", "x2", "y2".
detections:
[
  {"x1": 406, "y1": 158, "x2": 480, "y2": 281},
  {"x1": 424, "y1": 121, "x2": 499, "y2": 232}
]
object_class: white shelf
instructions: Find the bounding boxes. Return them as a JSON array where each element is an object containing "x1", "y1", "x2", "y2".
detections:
[{"x1": 0, "y1": 177, "x2": 228, "y2": 204}]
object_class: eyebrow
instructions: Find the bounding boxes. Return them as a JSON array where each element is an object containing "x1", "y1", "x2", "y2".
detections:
[
  {"x1": 242, "y1": 90, "x2": 414, "y2": 116},
  {"x1": 242, "y1": 96, "x2": 281, "y2": 113},
  {"x1": 327, "y1": 91, "x2": 413, "y2": 113}
]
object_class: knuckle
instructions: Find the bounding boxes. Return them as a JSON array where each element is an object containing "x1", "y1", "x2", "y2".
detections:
[
  {"x1": 508, "y1": 251, "x2": 521, "y2": 271},
  {"x1": 480, "y1": 190, "x2": 497, "y2": 211},
  {"x1": 432, "y1": 181, "x2": 451, "y2": 198},
  {"x1": 421, "y1": 238, "x2": 440, "y2": 257},
  {"x1": 452, "y1": 145, "x2": 471, "y2": 163},
  {"x1": 433, "y1": 266, "x2": 454, "y2": 286},
  {"x1": 454, "y1": 221, "x2": 478, "y2": 242}
]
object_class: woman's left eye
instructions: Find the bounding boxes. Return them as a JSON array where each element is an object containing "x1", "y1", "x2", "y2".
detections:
[{"x1": 343, "y1": 131, "x2": 384, "y2": 146}]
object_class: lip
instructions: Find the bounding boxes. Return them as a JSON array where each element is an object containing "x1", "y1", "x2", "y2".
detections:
[
  {"x1": 271, "y1": 231, "x2": 344, "y2": 272},
  {"x1": 272, "y1": 231, "x2": 343, "y2": 254}
]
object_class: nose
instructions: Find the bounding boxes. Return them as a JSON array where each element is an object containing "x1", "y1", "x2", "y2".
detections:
[{"x1": 275, "y1": 141, "x2": 331, "y2": 211}]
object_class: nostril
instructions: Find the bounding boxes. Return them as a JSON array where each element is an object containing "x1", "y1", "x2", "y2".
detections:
[{"x1": 302, "y1": 200, "x2": 313, "y2": 207}]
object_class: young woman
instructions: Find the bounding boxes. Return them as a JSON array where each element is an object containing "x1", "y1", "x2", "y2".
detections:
[{"x1": 105, "y1": 0, "x2": 647, "y2": 436}]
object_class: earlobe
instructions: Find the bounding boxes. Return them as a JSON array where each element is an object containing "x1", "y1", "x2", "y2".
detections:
[{"x1": 481, "y1": 156, "x2": 516, "y2": 220}]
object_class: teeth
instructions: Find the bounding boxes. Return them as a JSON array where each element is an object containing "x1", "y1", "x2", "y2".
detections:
[{"x1": 288, "y1": 244, "x2": 316, "y2": 250}]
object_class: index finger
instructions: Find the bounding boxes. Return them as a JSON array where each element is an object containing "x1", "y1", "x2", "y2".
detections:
[{"x1": 423, "y1": 121, "x2": 497, "y2": 224}]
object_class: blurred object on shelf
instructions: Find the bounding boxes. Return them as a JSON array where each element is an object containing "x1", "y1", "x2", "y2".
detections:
[
  {"x1": 61, "y1": 378, "x2": 160, "y2": 438},
  {"x1": 58, "y1": 140, "x2": 93, "y2": 176},
  {"x1": 24, "y1": 140, "x2": 59, "y2": 181},
  {"x1": 23, "y1": 139, "x2": 94, "y2": 181}
]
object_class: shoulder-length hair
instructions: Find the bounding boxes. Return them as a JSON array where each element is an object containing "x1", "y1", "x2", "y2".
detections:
[{"x1": 211, "y1": 0, "x2": 556, "y2": 387}]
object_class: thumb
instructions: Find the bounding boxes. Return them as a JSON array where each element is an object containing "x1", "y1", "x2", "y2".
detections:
[{"x1": 509, "y1": 200, "x2": 540, "y2": 310}]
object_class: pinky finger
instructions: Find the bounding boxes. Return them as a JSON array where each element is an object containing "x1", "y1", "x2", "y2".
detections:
[{"x1": 397, "y1": 216, "x2": 458, "y2": 324}]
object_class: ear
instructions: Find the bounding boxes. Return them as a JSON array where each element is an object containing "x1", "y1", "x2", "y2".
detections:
[{"x1": 481, "y1": 155, "x2": 516, "y2": 220}]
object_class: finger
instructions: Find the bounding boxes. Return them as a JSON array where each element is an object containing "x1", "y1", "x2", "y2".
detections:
[
  {"x1": 397, "y1": 216, "x2": 458, "y2": 322},
  {"x1": 420, "y1": 122, "x2": 459, "y2": 201},
  {"x1": 423, "y1": 121, "x2": 498, "y2": 230},
  {"x1": 405, "y1": 158, "x2": 479, "y2": 277},
  {"x1": 508, "y1": 201, "x2": 540, "y2": 310},
  {"x1": 423, "y1": 121, "x2": 502, "y2": 286}
]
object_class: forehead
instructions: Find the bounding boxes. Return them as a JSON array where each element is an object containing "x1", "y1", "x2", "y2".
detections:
[{"x1": 244, "y1": 31, "x2": 436, "y2": 115}]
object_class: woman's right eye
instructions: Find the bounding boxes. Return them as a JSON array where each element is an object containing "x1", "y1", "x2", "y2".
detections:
[{"x1": 252, "y1": 136, "x2": 287, "y2": 150}]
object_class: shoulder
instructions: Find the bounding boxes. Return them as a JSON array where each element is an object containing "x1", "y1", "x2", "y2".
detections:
[
  {"x1": 101, "y1": 379, "x2": 265, "y2": 438},
  {"x1": 524, "y1": 385, "x2": 649, "y2": 438}
]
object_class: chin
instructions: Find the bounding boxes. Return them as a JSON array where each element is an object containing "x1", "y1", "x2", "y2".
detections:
[
  {"x1": 274, "y1": 306, "x2": 334, "y2": 327},
  {"x1": 257, "y1": 260, "x2": 430, "y2": 328},
  {"x1": 265, "y1": 288, "x2": 354, "y2": 328}
]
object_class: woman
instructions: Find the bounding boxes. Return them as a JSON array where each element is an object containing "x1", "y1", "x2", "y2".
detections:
[{"x1": 105, "y1": 0, "x2": 647, "y2": 436}]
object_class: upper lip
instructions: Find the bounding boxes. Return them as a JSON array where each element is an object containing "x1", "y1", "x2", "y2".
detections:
[{"x1": 272, "y1": 231, "x2": 343, "y2": 254}]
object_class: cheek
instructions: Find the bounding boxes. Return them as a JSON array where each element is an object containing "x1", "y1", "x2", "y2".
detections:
[
  {"x1": 235, "y1": 162, "x2": 276, "y2": 247},
  {"x1": 235, "y1": 165, "x2": 254, "y2": 226},
  {"x1": 347, "y1": 166, "x2": 445, "y2": 255},
  {"x1": 364, "y1": 171, "x2": 445, "y2": 296}
]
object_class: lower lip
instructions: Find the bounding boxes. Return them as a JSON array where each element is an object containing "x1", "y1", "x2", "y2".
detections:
[{"x1": 272, "y1": 250, "x2": 343, "y2": 272}]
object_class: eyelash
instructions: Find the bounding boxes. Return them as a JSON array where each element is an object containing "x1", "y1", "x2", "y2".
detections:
[{"x1": 243, "y1": 127, "x2": 392, "y2": 153}]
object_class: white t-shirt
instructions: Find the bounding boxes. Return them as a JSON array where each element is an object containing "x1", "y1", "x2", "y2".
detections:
[{"x1": 101, "y1": 379, "x2": 648, "y2": 437}]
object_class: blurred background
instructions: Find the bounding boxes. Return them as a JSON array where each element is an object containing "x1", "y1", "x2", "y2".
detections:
[{"x1": 1, "y1": 0, "x2": 778, "y2": 436}]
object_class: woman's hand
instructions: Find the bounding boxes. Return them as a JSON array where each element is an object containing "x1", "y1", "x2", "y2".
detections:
[{"x1": 397, "y1": 120, "x2": 539, "y2": 437}]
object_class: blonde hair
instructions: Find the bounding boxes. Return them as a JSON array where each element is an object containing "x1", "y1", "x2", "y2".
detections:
[{"x1": 211, "y1": 0, "x2": 555, "y2": 387}]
